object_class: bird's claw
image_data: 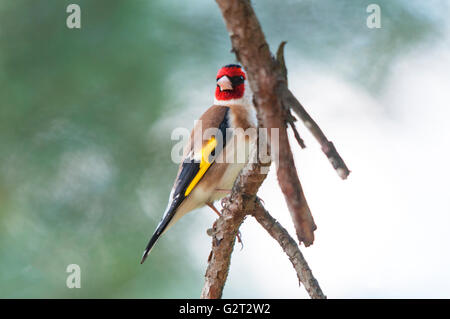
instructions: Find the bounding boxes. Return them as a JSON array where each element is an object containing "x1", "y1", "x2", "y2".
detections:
[
  {"x1": 237, "y1": 230, "x2": 244, "y2": 250},
  {"x1": 256, "y1": 196, "x2": 265, "y2": 205}
]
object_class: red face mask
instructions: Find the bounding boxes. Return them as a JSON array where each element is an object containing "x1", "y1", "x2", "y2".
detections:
[{"x1": 215, "y1": 65, "x2": 246, "y2": 101}]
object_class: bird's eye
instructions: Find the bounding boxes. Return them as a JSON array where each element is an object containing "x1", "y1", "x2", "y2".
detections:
[{"x1": 230, "y1": 76, "x2": 244, "y2": 86}]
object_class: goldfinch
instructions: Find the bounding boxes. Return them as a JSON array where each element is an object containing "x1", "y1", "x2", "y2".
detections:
[{"x1": 141, "y1": 64, "x2": 256, "y2": 264}]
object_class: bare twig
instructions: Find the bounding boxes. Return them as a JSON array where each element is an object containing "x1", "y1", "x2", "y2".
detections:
[
  {"x1": 276, "y1": 41, "x2": 288, "y2": 81},
  {"x1": 275, "y1": 26, "x2": 350, "y2": 180},
  {"x1": 277, "y1": 41, "x2": 306, "y2": 150},
  {"x1": 287, "y1": 115, "x2": 306, "y2": 148},
  {"x1": 251, "y1": 200, "x2": 326, "y2": 299},
  {"x1": 281, "y1": 89, "x2": 351, "y2": 179}
]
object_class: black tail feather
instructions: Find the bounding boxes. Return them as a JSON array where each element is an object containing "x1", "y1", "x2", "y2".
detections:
[
  {"x1": 140, "y1": 197, "x2": 183, "y2": 264},
  {"x1": 140, "y1": 230, "x2": 161, "y2": 264}
]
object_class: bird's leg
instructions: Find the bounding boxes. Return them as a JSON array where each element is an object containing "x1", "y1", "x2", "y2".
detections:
[
  {"x1": 207, "y1": 202, "x2": 222, "y2": 218},
  {"x1": 215, "y1": 188, "x2": 231, "y2": 194},
  {"x1": 206, "y1": 202, "x2": 243, "y2": 248}
]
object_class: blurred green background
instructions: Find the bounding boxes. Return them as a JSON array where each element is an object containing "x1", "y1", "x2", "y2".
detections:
[{"x1": 0, "y1": 0, "x2": 445, "y2": 298}]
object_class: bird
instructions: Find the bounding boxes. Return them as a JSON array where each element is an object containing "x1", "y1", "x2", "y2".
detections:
[{"x1": 140, "y1": 64, "x2": 257, "y2": 264}]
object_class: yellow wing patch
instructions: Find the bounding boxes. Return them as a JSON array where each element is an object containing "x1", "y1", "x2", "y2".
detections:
[{"x1": 184, "y1": 137, "x2": 217, "y2": 196}]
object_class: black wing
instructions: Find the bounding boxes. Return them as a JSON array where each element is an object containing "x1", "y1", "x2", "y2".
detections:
[{"x1": 140, "y1": 107, "x2": 230, "y2": 264}]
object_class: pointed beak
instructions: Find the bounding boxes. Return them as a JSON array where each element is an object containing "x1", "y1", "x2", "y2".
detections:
[{"x1": 217, "y1": 76, "x2": 233, "y2": 91}]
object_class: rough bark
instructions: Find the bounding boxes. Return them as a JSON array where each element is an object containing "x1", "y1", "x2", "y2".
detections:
[{"x1": 201, "y1": 159, "x2": 270, "y2": 299}]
